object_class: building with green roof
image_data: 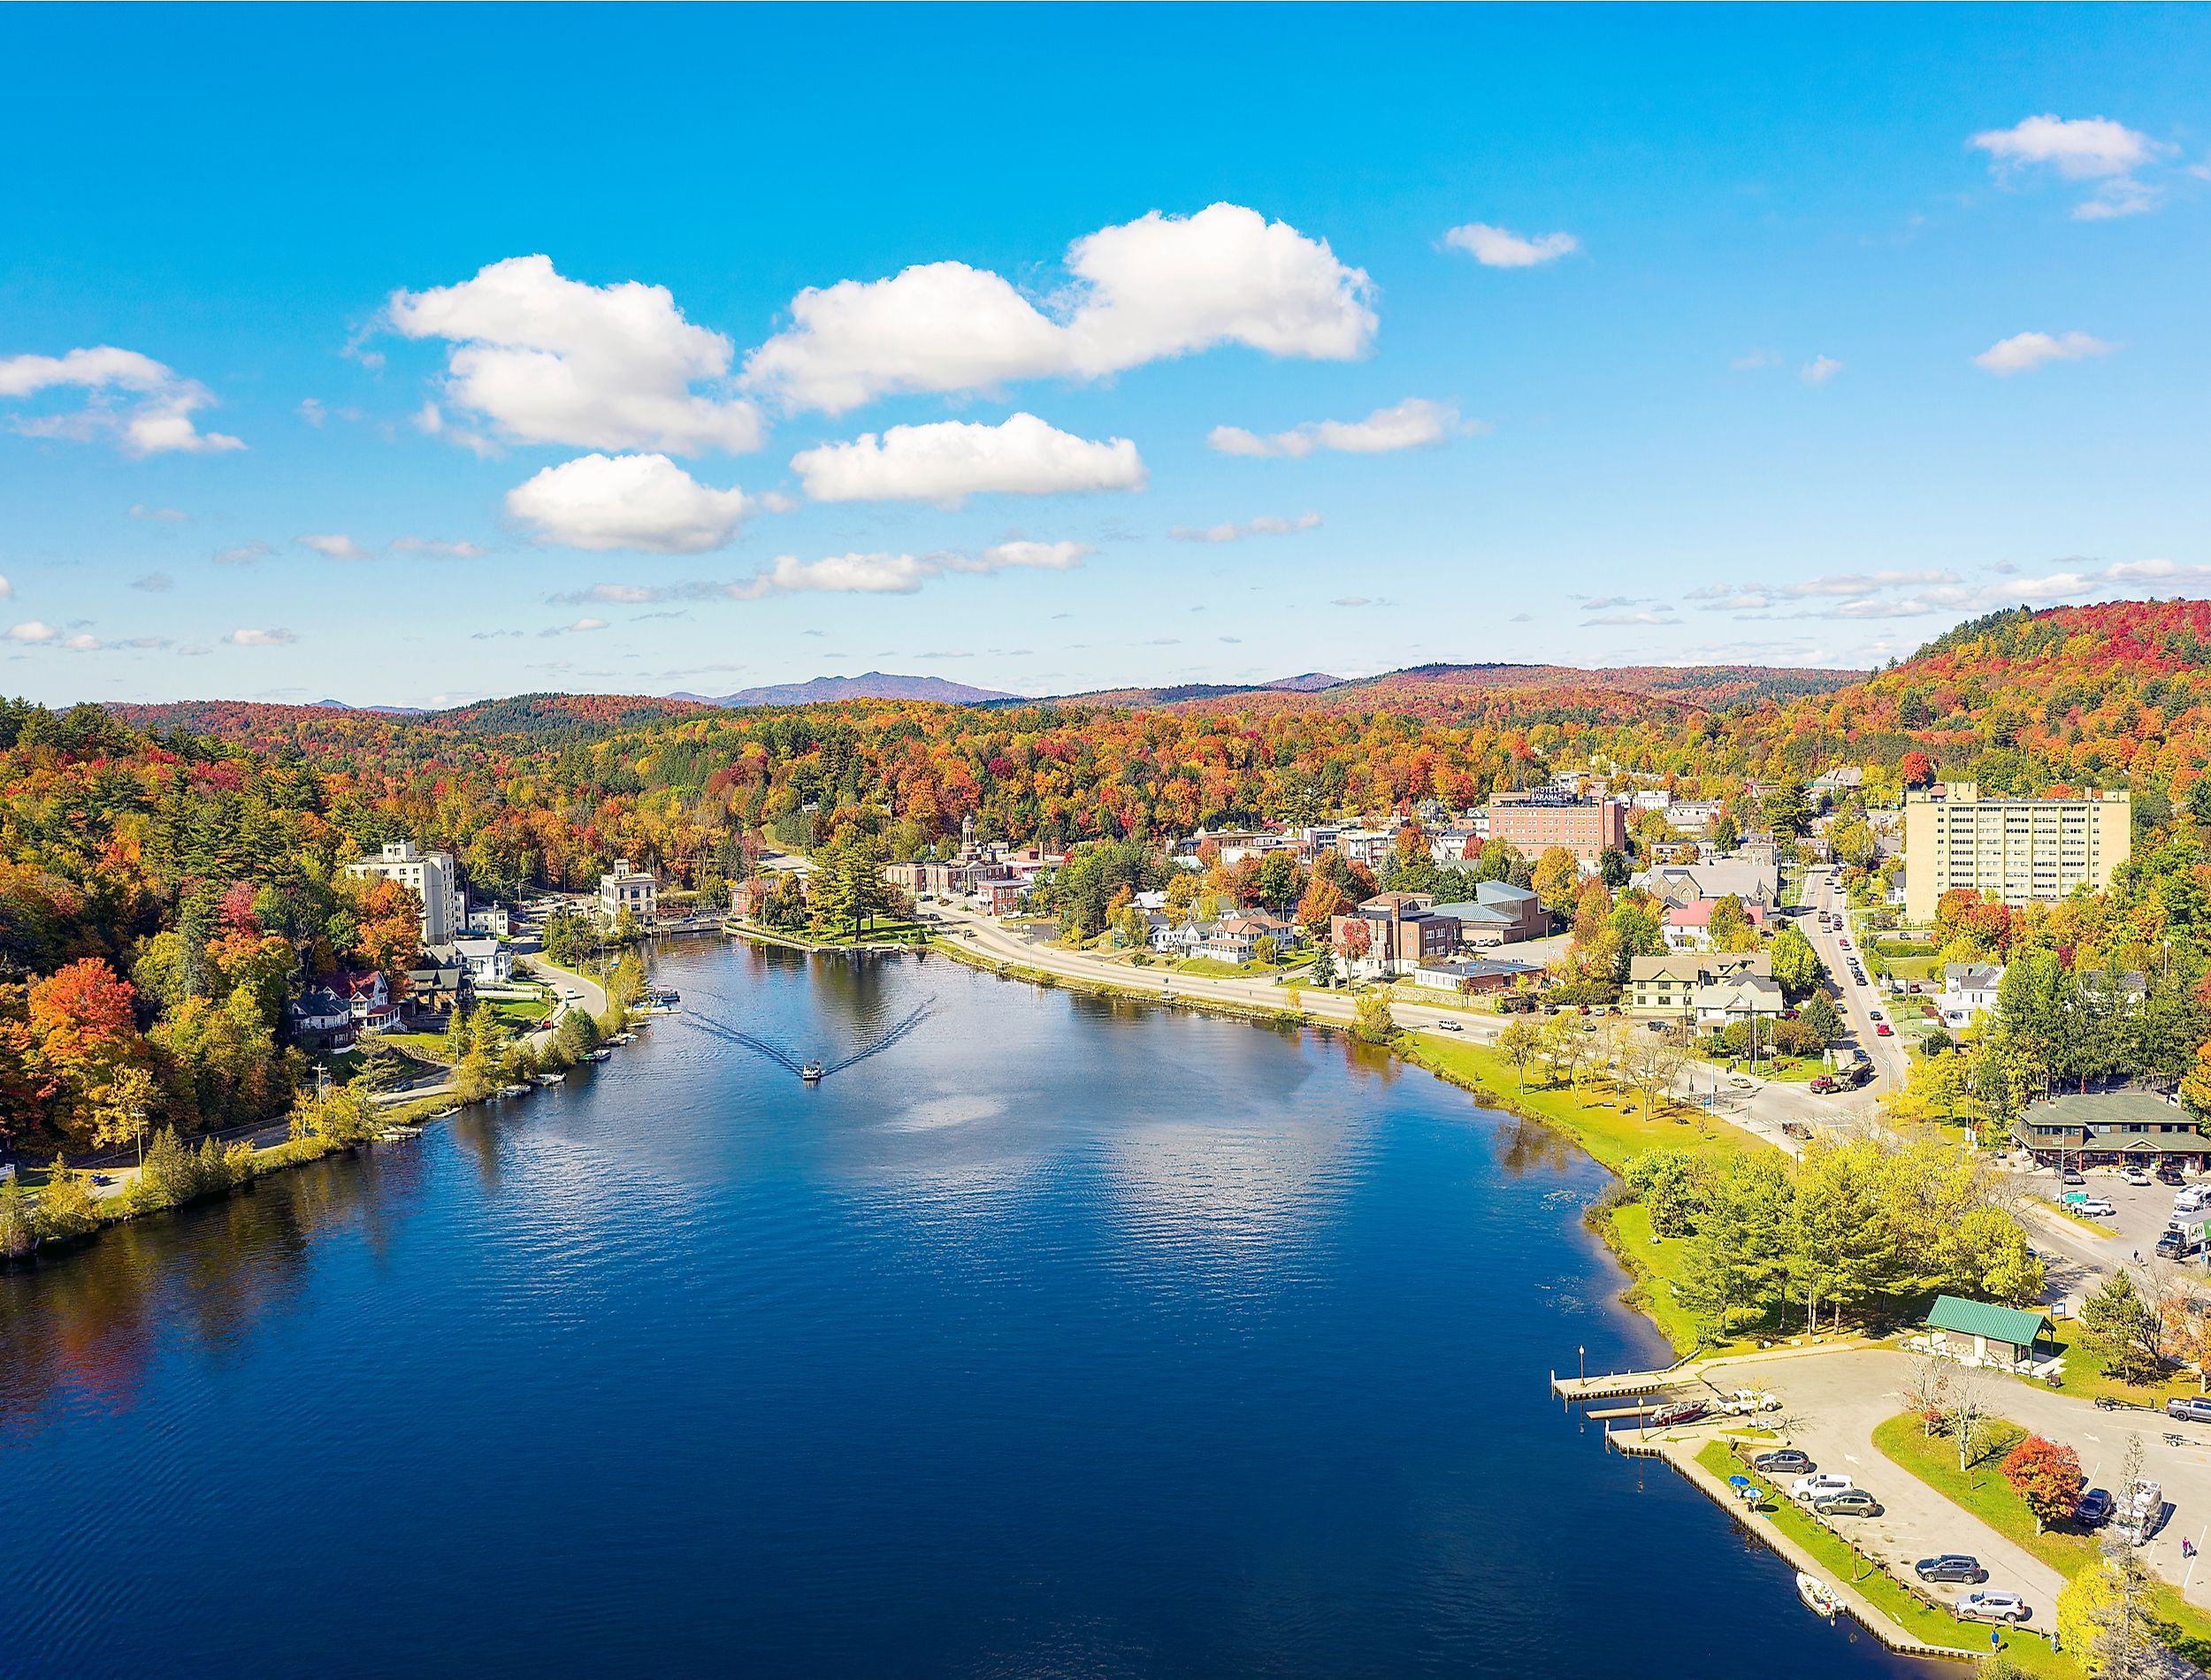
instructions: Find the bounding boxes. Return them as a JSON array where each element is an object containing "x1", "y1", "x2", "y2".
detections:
[
  {"x1": 1924, "y1": 1295, "x2": 2053, "y2": 1371},
  {"x1": 2013, "y1": 1088, "x2": 2207, "y2": 1169}
]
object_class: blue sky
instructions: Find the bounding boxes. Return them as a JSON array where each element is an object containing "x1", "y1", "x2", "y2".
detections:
[{"x1": 4, "y1": 5, "x2": 2209, "y2": 707}]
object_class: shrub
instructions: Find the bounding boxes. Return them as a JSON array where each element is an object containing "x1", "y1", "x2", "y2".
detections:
[
  {"x1": 130, "y1": 1126, "x2": 198, "y2": 1213},
  {"x1": 1352, "y1": 992, "x2": 1395, "y2": 1045},
  {"x1": 0, "y1": 1181, "x2": 36, "y2": 1257},
  {"x1": 34, "y1": 1159, "x2": 99, "y2": 1243}
]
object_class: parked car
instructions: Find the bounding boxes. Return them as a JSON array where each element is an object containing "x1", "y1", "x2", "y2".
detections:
[
  {"x1": 1753, "y1": 1448, "x2": 1814, "y2": 1475},
  {"x1": 1914, "y1": 1555, "x2": 1987, "y2": 1585},
  {"x1": 2161, "y1": 1165, "x2": 2189, "y2": 1187},
  {"x1": 2166, "y1": 1397, "x2": 2211, "y2": 1424},
  {"x1": 2123, "y1": 1167, "x2": 2154, "y2": 1187},
  {"x1": 2077, "y1": 1488, "x2": 2115, "y2": 1526},
  {"x1": 1648, "y1": 1400, "x2": 1710, "y2": 1428},
  {"x1": 2078, "y1": 1197, "x2": 2117, "y2": 1218},
  {"x1": 2061, "y1": 1169, "x2": 2087, "y2": 1186},
  {"x1": 1792, "y1": 1471, "x2": 1853, "y2": 1501},
  {"x1": 1814, "y1": 1488, "x2": 1882, "y2": 1517},
  {"x1": 1959, "y1": 1592, "x2": 2030, "y2": 1624}
]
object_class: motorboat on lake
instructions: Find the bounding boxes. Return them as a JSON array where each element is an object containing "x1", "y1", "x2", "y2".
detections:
[
  {"x1": 1796, "y1": 1572, "x2": 1838, "y2": 1618},
  {"x1": 800, "y1": 1061, "x2": 823, "y2": 1083}
]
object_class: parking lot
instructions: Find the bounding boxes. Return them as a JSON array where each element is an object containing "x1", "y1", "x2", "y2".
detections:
[
  {"x1": 1669, "y1": 1347, "x2": 2211, "y2": 1625},
  {"x1": 2005, "y1": 1161, "x2": 2211, "y2": 1285}
]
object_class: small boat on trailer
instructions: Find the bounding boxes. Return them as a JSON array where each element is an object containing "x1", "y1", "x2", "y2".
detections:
[{"x1": 1796, "y1": 1572, "x2": 1838, "y2": 1618}]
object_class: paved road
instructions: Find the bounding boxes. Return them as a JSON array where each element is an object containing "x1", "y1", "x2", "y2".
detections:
[
  {"x1": 932, "y1": 904, "x2": 1877, "y2": 1153},
  {"x1": 1802, "y1": 866, "x2": 1910, "y2": 1095}
]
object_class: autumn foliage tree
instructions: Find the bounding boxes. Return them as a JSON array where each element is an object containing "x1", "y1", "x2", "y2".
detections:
[{"x1": 2001, "y1": 1433, "x2": 2085, "y2": 1532}]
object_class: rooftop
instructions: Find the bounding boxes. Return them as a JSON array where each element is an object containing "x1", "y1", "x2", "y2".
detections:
[{"x1": 1926, "y1": 1294, "x2": 2051, "y2": 1347}]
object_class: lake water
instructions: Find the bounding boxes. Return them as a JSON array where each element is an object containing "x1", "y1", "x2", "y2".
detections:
[{"x1": 1, "y1": 942, "x2": 1924, "y2": 1676}]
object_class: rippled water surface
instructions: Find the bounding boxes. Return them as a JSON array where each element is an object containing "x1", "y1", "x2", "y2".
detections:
[{"x1": 2, "y1": 943, "x2": 1924, "y2": 1676}]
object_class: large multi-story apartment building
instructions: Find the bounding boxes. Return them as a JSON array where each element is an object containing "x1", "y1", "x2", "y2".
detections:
[
  {"x1": 1486, "y1": 789, "x2": 1629, "y2": 869},
  {"x1": 343, "y1": 840, "x2": 463, "y2": 945},
  {"x1": 599, "y1": 858, "x2": 659, "y2": 925},
  {"x1": 1901, "y1": 782, "x2": 2130, "y2": 922}
]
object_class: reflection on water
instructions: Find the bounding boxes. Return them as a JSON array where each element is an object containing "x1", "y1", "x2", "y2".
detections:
[{"x1": 0, "y1": 939, "x2": 1923, "y2": 1679}]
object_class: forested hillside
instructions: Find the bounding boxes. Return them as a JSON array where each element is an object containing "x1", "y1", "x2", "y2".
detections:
[{"x1": 13, "y1": 598, "x2": 2209, "y2": 1154}]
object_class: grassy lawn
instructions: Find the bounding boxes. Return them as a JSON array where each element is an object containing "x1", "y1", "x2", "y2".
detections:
[
  {"x1": 1692, "y1": 1439, "x2": 2057, "y2": 1671},
  {"x1": 1412, "y1": 1036, "x2": 1782, "y2": 1356},
  {"x1": 1692, "y1": 1050, "x2": 1826, "y2": 1084},
  {"x1": 2027, "y1": 1332, "x2": 2199, "y2": 1409},
  {"x1": 378, "y1": 1033, "x2": 453, "y2": 1063},
  {"x1": 1612, "y1": 1201, "x2": 1744, "y2": 1355},
  {"x1": 483, "y1": 996, "x2": 555, "y2": 1030},
  {"x1": 1411, "y1": 1037, "x2": 1768, "y2": 1175},
  {"x1": 1873, "y1": 1412, "x2": 2211, "y2": 1668}
]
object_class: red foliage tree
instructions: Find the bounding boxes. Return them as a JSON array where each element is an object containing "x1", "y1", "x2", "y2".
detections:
[
  {"x1": 2000, "y1": 1433, "x2": 2084, "y2": 1532},
  {"x1": 1899, "y1": 750, "x2": 1935, "y2": 788}
]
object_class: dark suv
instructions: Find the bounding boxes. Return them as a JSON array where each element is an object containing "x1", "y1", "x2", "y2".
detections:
[
  {"x1": 1915, "y1": 1555, "x2": 1987, "y2": 1584},
  {"x1": 2077, "y1": 1488, "x2": 2115, "y2": 1526}
]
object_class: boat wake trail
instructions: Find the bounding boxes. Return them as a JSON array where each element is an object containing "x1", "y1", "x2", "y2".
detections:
[
  {"x1": 820, "y1": 1001, "x2": 934, "y2": 1077},
  {"x1": 683, "y1": 998, "x2": 935, "y2": 1081},
  {"x1": 683, "y1": 1014, "x2": 806, "y2": 1075}
]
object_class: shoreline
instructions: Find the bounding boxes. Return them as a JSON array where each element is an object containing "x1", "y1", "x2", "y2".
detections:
[{"x1": 930, "y1": 931, "x2": 1715, "y2": 1353}]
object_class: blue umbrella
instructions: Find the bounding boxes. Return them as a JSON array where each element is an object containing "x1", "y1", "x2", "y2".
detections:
[{"x1": 1728, "y1": 1475, "x2": 1753, "y2": 1487}]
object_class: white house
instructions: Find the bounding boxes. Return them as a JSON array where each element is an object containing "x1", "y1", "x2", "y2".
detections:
[
  {"x1": 454, "y1": 936, "x2": 513, "y2": 985},
  {"x1": 1939, "y1": 962, "x2": 2004, "y2": 1027},
  {"x1": 1150, "y1": 920, "x2": 1203, "y2": 955}
]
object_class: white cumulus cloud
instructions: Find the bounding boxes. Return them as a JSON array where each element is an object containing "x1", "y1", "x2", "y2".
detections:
[
  {"x1": 507, "y1": 453, "x2": 751, "y2": 553},
  {"x1": 946, "y1": 539, "x2": 1093, "y2": 573},
  {"x1": 1208, "y1": 398, "x2": 1464, "y2": 459},
  {"x1": 1973, "y1": 331, "x2": 2118, "y2": 375},
  {"x1": 7, "y1": 621, "x2": 57, "y2": 643},
  {"x1": 1442, "y1": 222, "x2": 1580, "y2": 268},
  {"x1": 791, "y1": 412, "x2": 1144, "y2": 507},
  {"x1": 1801, "y1": 355, "x2": 1843, "y2": 386},
  {"x1": 0, "y1": 347, "x2": 245, "y2": 456},
  {"x1": 389, "y1": 536, "x2": 487, "y2": 559},
  {"x1": 1169, "y1": 512, "x2": 1323, "y2": 543},
  {"x1": 1970, "y1": 114, "x2": 2169, "y2": 219},
  {"x1": 1970, "y1": 113, "x2": 2157, "y2": 179},
  {"x1": 386, "y1": 256, "x2": 763, "y2": 454},
  {"x1": 227, "y1": 627, "x2": 297, "y2": 647},
  {"x1": 297, "y1": 533, "x2": 369, "y2": 561},
  {"x1": 744, "y1": 203, "x2": 1374, "y2": 414}
]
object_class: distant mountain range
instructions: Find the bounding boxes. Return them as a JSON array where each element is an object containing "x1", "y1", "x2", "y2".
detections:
[{"x1": 669, "y1": 672, "x2": 1024, "y2": 708}]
